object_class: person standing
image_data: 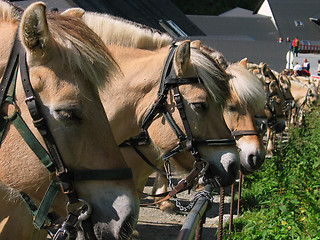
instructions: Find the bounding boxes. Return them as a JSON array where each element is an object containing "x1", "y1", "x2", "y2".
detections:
[
  {"x1": 292, "y1": 37, "x2": 300, "y2": 56},
  {"x1": 302, "y1": 58, "x2": 310, "y2": 72},
  {"x1": 293, "y1": 62, "x2": 302, "y2": 76}
]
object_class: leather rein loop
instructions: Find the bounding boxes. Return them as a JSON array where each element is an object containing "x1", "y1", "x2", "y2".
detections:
[{"x1": 0, "y1": 30, "x2": 132, "y2": 239}]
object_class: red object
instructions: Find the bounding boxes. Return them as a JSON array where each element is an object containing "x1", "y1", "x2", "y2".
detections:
[{"x1": 298, "y1": 69, "x2": 310, "y2": 76}]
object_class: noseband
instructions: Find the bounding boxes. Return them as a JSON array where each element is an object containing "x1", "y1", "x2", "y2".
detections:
[
  {"x1": 141, "y1": 44, "x2": 236, "y2": 187},
  {"x1": 0, "y1": 31, "x2": 133, "y2": 240}
]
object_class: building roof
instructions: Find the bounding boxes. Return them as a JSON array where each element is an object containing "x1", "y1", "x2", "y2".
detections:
[
  {"x1": 178, "y1": 36, "x2": 291, "y2": 72},
  {"x1": 187, "y1": 0, "x2": 320, "y2": 72},
  {"x1": 255, "y1": 0, "x2": 320, "y2": 43},
  {"x1": 10, "y1": 0, "x2": 205, "y2": 36},
  {"x1": 187, "y1": 15, "x2": 277, "y2": 42},
  {"x1": 219, "y1": 7, "x2": 261, "y2": 18}
]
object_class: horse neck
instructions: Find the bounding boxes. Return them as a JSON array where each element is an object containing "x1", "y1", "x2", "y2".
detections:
[
  {"x1": 120, "y1": 145, "x2": 161, "y2": 192},
  {"x1": 0, "y1": 22, "x2": 17, "y2": 75},
  {"x1": 290, "y1": 82, "x2": 308, "y2": 104},
  {"x1": 100, "y1": 45, "x2": 169, "y2": 144}
]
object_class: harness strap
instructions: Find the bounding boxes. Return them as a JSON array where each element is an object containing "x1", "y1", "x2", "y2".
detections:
[
  {"x1": 20, "y1": 180, "x2": 60, "y2": 229},
  {"x1": 231, "y1": 130, "x2": 259, "y2": 137},
  {"x1": 19, "y1": 50, "x2": 80, "y2": 203},
  {"x1": 173, "y1": 86, "x2": 196, "y2": 152},
  {"x1": 140, "y1": 165, "x2": 202, "y2": 206},
  {"x1": 121, "y1": 139, "x2": 167, "y2": 175}
]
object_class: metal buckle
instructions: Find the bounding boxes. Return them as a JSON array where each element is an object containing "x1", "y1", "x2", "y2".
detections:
[
  {"x1": 53, "y1": 228, "x2": 70, "y2": 240},
  {"x1": 25, "y1": 95, "x2": 36, "y2": 103},
  {"x1": 66, "y1": 199, "x2": 92, "y2": 222}
]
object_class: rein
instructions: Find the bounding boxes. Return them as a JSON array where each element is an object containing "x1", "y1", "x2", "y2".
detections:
[
  {"x1": 122, "y1": 44, "x2": 236, "y2": 207},
  {"x1": 0, "y1": 31, "x2": 133, "y2": 240}
]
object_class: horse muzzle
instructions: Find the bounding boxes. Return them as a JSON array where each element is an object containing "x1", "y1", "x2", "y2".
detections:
[{"x1": 204, "y1": 151, "x2": 240, "y2": 187}]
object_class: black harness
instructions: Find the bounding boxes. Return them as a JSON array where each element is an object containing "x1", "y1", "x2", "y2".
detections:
[
  {"x1": 0, "y1": 31, "x2": 133, "y2": 240},
  {"x1": 122, "y1": 44, "x2": 236, "y2": 196}
]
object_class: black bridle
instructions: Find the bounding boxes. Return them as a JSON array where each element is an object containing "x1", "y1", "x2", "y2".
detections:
[
  {"x1": 138, "y1": 44, "x2": 236, "y2": 190},
  {"x1": 0, "y1": 31, "x2": 133, "y2": 240}
]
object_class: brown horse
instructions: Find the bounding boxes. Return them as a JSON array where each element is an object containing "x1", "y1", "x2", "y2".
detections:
[
  {"x1": 0, "y1": 6, "x2": 240, "y2": 238},
  {"x1": 246, "y1": 60, "x2": 292, "y2": 156},
  {"x1": 289, "y1": 78, "x2": 318, "y2": 124},
  {"x1": 0, "y1": 2, "x2": 139, "y2": 239},
  {"x1": 150, "y1": 58, "x2": 267, "y2": 211},
  {"x1": 59, "y1": 9, "x2": 240, "y2": 202},
  {"x1": 225, "y1": 60, "x2": 266, "y2": 173}
]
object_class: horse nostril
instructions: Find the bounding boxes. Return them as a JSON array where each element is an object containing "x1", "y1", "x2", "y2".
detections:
[
  {"x1": 248, "y1": 153, "x2": 265, "y2": 170},
  {"x1": 248, "y1": 154, "x2": 259, "y2": 169}
]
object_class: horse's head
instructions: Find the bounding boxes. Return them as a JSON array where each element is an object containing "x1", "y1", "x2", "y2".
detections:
[
  {"x1": 279, "y1": 74, "x2": 295, "y2": 111},
  {"x1": 145, "y1": 40, "x2": 240, "y2": 187},
  {"x1": 0, "y1": 2, "x2": 138, "y2": 239},
  {"x1": 225, "y1": 60, "x2": 266, "y2": 174},
  {"x1": 251, "y1": 63, "x2": 287, "y2": 134},
  {"x1": 307, "y1": 84, "x2": 319, "y2": 106}
]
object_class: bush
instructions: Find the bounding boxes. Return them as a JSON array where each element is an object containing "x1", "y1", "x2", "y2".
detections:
[{"x1": 226, "y1": 106, "x2": 320, "y2": 239}]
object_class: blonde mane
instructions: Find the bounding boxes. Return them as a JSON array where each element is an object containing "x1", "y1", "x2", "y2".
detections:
[
  {"x1": 46, "y1": 14, "x2": 119, "y2": 88},
  {"x1": 190, "y1": 48, "x2": 230, "y2": 107},
  {"x1": 0, "y1": 1, "x2": 119, "y2": 89},
  {"x1": 0, "y1": 0, "x2": 22, "y2": 22},
  {"x1": 82, "y1": 11, "x2": 173, "y2": 50},
  {"x1": 226, "y1": 62, "x2": 265, "y2": 111}
]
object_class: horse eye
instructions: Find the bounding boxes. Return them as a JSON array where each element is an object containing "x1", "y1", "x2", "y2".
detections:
[
  {"x1": 190, "y1": 102, "x2": 207, "y2": 112},
  {"x1": 227, "y1": 105, "x2": 237, "y2": 112},
  {"x1": 54, "y1": 108, "x2": 82, "y2": 123}
]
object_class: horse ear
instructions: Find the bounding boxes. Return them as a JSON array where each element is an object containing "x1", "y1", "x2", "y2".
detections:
[
  {"x1": 61, "y1": 8, "x2": 85, "y2": 18},
  {"x1": 260, "y1": 63, "x2": 268, "y2": 76},
  {"x1": 269, "y1": 80, "x2": 277, "y2": 92},
  {"x1": 20, "y1": 2, "x2": 51, "y2": 58},
  {"x1": 191, "y1": 40, "x2": 201, "y2": 49},
  {"x1": 239, "y1": 58, "x2": 247, "y2": 67},
  {"x1": 174, "y1": 40, "x2": 191, "y2": 77}
]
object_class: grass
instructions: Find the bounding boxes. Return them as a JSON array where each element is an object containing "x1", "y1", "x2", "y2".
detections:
[{"x1": 225, "y1": 106, "x2": 320, "y2": 240}]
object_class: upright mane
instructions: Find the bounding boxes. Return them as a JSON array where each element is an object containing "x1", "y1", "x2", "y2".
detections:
[
  {"x1": 190, "y1": 48, "x2": 230, "y2": 107},
  {"x1": 46, "y1": 14, "x2": 119, "y2": 88},
  {"x1": 82, "y1": 11, "x2": 173, "y2": 50},
  {"x1": 0, "y1": 1, "x2": 119, "y2": 89},
  {"x1": 226, "y1": 62, "x2": 265, "y2": 111},
  {"x1": 0, "y1": 0, "x2": 22, "y2": 22}
]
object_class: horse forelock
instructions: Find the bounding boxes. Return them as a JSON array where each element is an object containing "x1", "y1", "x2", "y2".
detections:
[
  {"x1": 82, "y1": 12, "x2": 173, "y2": 50},
  {"x1": 46, "y1": 14, "x2": 119, "y2": 89},
  {"x1": 190, "y1": 48, "x2": 229, "y2": 107},
  {"x1": 226, "y1": 63, "x2": 265, "y2": 111},
  {"x1": 0, "y1": 0, "x2": 22, "y2": 22}
]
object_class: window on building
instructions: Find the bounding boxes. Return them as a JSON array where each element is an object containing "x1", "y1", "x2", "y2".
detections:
[{"x1": 294, "y1": 20, "x2": 304, "y2": 27}]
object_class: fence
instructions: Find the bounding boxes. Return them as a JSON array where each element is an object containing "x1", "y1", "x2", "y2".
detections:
[{"x1": 299, "y1": 44, "x2": 320, "y2": 54}]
